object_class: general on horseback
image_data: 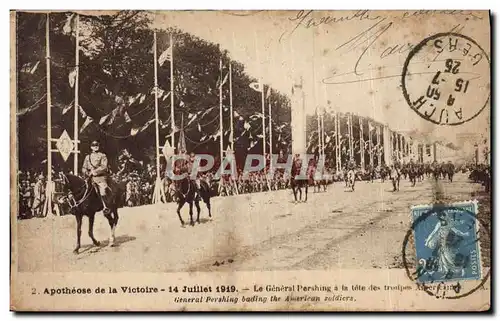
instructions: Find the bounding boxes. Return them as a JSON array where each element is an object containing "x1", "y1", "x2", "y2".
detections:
[
  {"x1": 82, "y1": 141, "x2": 114, "y2": 214},
  {"x1": 58, "y1": 140, "x2": 121, "y2": 254}
]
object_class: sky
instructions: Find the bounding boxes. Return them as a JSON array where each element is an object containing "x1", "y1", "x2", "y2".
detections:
[{"x1": 84, "y1": 10, "x2": 491, "y2": 145}]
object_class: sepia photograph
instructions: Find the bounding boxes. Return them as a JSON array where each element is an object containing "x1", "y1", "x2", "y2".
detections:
[{"x1": 10, "y1": 9, "x2": 491, "y2": 311}]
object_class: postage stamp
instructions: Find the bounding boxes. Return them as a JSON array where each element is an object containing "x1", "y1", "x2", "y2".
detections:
[{"x1": 410, "y1": 201, "x2": 482, "y2": 284}]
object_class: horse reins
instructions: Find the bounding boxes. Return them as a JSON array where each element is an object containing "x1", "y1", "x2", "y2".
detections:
[
  {"x1": 62, "y1": 174, "x2": 93, "y2": 209},
  {"x1": 178, "y1": 178, "x2": 191, "y2": 200}
]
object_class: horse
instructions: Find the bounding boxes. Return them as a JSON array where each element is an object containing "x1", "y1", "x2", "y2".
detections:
[
  {"x1": 290, "y1": 159, "x2": 309, "y2": 202},
  {"x1": 173, "y1": 176, "x2": 212, "y2": 226},
  {"x1": 58, "y1": 173, "x2": 121, "y2": 254},
  {"x1": 312, "y1": 165, "x2": 328, "y2": 193}
]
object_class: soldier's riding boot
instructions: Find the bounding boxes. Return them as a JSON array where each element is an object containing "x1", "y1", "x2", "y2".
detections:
[
  {"x1": 100, "y1": 190, "x2": 112, "y2": 215},
  {"x1": 194, "y1": 179, "x2": 201, "y2": 201}
]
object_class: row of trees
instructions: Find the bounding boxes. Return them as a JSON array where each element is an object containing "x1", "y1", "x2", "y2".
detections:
[{"x1": 16, "y1": 11, "x2": 293, "y2": 171}]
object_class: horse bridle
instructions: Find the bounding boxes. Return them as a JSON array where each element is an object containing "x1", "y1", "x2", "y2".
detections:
[
  {"x1": 175, "y1": 177, "x2": 192, "y2": 200},
  {"x1": 60, "y1": 173, "x2": 93, "y2": 209}
]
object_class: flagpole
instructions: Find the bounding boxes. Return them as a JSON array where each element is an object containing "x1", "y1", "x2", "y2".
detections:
[
  {"x1": 333, "y1": 113, "x2": 337, "y2": 171},
  {"x1": 255, "y1": 32, "x2": 266, "y2": 158},
  {"x1": 268, "y1": 92, "x2": 273, "y2": 166},
  {"x1": 261, "y1": 82, "x2": 266, "y2": 158},
  {"x1": 347, "y1": 113, "x2": 354, "y2": 161},
  {"x1": 377, "y1": 125, "x2": 382, "y2": 167},
  {"x1": 316, "y1": 107, "x2": 321, "y2": 157},
  {"x1": 359, "y1": 117, "x2": 364, "y2": 170},
  {"x1": 219, "y1": 58, "x2": 224, "y2": 164},
  {"x1": 170, "y1": 33, "x2": 175, "y2": 151},
  {"x1": 337, "y1": 113, "x2": 341, "y2": 171},
  {"x1": 73, "y1": 14, "x2": 79, "y2": 175},
  {"x1": 153, "y1": 31, "x2": 161, "y2": 204},
  {"x1": 229, "y1": 62, "x2": 234, "y2": 152},
  {"x1": 320, "y1": 110, "x2": 325, "y2": 161},
  {"x1": 44, "y1": 13, "x2": 52, "y2": 216},
  {"x1": 369, "y1": 123, "x2": 373, "y2": 168}
]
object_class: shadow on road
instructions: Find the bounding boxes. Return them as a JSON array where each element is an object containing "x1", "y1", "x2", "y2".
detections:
[{"x1": 77, "y1": 234, "x2": 137, "y2": 257}]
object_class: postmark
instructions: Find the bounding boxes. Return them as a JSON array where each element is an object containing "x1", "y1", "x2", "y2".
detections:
[
  {"x1": 401, "y1": 32, "x2": 490, "y2": 125},
  {"x1": 402, "y1": 200, "x2": 490, "y2": 299}
]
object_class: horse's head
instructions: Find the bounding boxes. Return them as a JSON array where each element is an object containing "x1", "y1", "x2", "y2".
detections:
[{"x1": 57, "y1": 173, "x2": 89, "y2": 210}]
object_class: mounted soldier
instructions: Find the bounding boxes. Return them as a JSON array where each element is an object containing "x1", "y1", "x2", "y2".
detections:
[{"x1": 81, "y1": 140, "x2": 113, "y2": 214}]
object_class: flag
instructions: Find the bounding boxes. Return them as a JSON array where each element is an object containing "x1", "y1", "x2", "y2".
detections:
[
  {"x1": 325, "y1": 135, "x2": 331, "y2": 144},
  {"x1": 248, "y1": 141, "x2": 258, "y2": 150},
  {"x1": 369, "y1": 122, "x2": 375, "y2": 132},
  {"x1": 123, "y1": 111, "x2": 132, "y2": 123},
  {"x1": 151, "y1": 87, "x2": 165, "y2": 98},
  {"x1": 219, "y1": 73, "x2": 229, "y2": 88},
  {"x1": 139, "y1": 94, "x2": 146, "y2": 104},
  {"x1": 158, "y1": 46, "x2": 172, "y2": 66},
  {"x1": 177, "y1": 129, "x2": 187, "y2": 154},
  {"x1": 201, "y1": 106, "x2": 215, "y2": 118},
  {"x1": 62, "y1": 103, "x2": 73, "y2": 115},
  {"x1": 21, "y1": 61, "x2": 40, "y2": 74},
  {"x1": 130, "y1": 127, "x2": 140, "y2": 136},
  {"x1": 99, "y1": 114, "x2": 109, "y2": 125},
  {"x1": 266, "y1": 87, "x2": 271, "y2": 99},
  {"x1": 62, "y1": 13, "x2": 76, "y2": 34},
  {"x1": 78, "y1": 105, "x2": 86, "y2": 118},
  {"x1": 106, "y1": 107, "x2": 119, "y2": 125},
  {"x1": 187, "y1": 113, "x2": 198, "y2": 127},
  {"x1": 68, "y1": 68, "x2": 77, "y2": 88},
  {"x1": 249, "y1": 82, "x2": 262, "y2": 92},
  {"x1": 131, "y1": 119, "x2": 154, "y2": 136},
  {"x1": 79, "y1": 116, "x2": 93, "y2": 133},
  {"x1": 30, "y1": 61, "x2": 40, "y2": 74}
]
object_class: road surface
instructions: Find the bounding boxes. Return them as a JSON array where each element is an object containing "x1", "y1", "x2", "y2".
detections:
[{"x1": 16, "y1": 173, "x2": 489, "y2": 272}]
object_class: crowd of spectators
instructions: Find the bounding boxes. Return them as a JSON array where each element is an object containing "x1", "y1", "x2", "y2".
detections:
[{"x1": 17, "y1": 150, "x2": 491, "y2": 219}]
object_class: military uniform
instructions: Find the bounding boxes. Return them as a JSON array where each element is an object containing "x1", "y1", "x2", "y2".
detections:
[{"x1": 82, "y1": 148, "x2": 112, "y2": 212}]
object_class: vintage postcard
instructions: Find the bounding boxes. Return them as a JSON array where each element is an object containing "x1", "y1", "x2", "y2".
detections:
[{"x1": 10, "y1": 10, "x2": 491, "y2": 311}]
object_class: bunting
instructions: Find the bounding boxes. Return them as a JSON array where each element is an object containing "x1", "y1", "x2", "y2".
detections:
[
  {"x1": 99, "y1": 114, "x2": 109, "y2": 125},
  {"x1": 177, "y1": 128, "x2": 187, "y2": 154},
  {"x1": 68, "y1": 68, "x2": 77, "y2": 88},
  {"x1": 61, "y1": 102, "x2": 74, "y2": 115},
  {"x1": 131, "y1": 119, "x2": 155, "y2": 136},
  {"x1": 21, "y1": 61, "x2": 40, "y2": 74},
  {"x1": 79, "y1": 116, "x2": 93, "y2": 133},
  {"x1": 78, "y1": 105, "x2": 87, "y2": 118},
  {"x1": 62, "y1": 13, "x2": 76, "y2": 35}
]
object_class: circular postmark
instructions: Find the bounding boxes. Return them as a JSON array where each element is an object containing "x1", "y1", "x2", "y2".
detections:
[
  {"x1": 401, "y1": 32, "x2": 490, "y2": 126},
  {"x1": 402, "y1": 204, "x2": 490, "y2": 299}
]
